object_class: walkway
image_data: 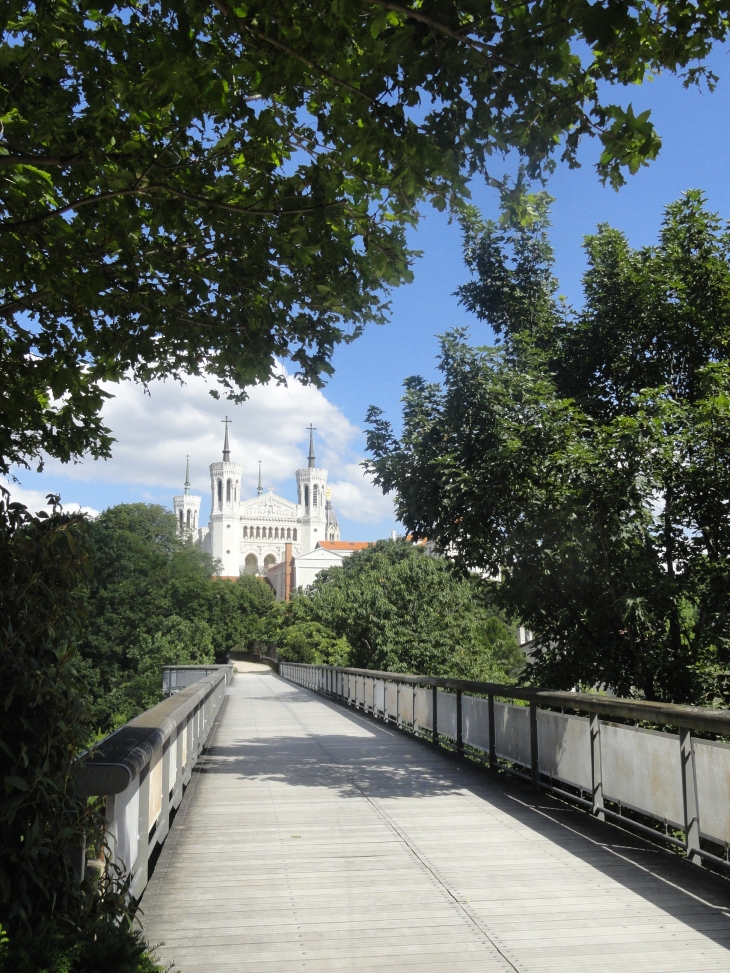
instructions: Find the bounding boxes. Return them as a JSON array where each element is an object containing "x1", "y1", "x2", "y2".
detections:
[{"x1": 141, "y1": 670, "x2": 730, "y2": 972}]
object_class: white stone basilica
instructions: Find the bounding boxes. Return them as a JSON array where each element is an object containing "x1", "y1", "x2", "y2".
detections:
[{"x1": 173, "y1": 423, "x2": 340, "y2": 578}]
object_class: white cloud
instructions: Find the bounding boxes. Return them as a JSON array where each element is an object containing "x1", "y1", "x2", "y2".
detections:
[
  {"x1": 31, "y1": 368, "x2": 395, "y2": 530},
  {"x1": 0, "y1": 477, "x2": 99, "y2": 518},
  {"x1": 330, "y1": 464, "x2": 396, "y2": 523}
]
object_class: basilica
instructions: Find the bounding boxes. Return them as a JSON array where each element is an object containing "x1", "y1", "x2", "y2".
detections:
[{"x1": 173, "y1": 423, "x2": 340, "y2": 578}]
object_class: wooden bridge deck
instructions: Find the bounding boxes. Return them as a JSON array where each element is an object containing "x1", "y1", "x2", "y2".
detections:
[{"x1": 141, "y1": 669, "x2": 730, "y2": 972}]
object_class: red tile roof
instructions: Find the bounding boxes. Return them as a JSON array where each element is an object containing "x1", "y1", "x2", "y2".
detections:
[{"x1": 316, "y1": 541, "x2": 373, "y2": 551}]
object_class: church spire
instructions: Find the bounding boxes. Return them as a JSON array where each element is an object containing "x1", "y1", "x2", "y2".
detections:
[
  {"x1": 222, "y1": 416, "x2": 231, "y2": 461},
  {"x1": 307, "y1": 424, "x2": 316, "y2": 468},
  {"x1": 184, "y1": 454, "x2": 190, "y2": 496},
  {"x1": 257, "y1": 460, "x2": 263, "y2": 496}
]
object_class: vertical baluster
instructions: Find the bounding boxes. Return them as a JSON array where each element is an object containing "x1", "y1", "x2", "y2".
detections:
[
  {"x1": 590, "y1": 713, "x2": 604, "y2": 821},
  {"x1": 488, "y1": 694, "x2": 496, "y2": 769},
  {"x1": 456, "y1": 690, "x2": 463, "y2": 755},
  {"x1": 432, "y1": 684, "x2": 439, "y2": 747},
  {"x1": 530, "y1": 701, "x2": 539, "y2": 791},
  {"x1": 680, "y1": 728, "x2": 702, "y2": 865}
]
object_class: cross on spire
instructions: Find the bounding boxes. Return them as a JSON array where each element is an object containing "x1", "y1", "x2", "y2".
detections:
[
  {"x1": 257, "y1": 460, "x2": 263, "y2": 496},
  {"x1": 307, "y1": 424, "x2": 316, "y2": 468},
  {"x1": 222, "y1": 416, "x2": 231, "y2": 461}
]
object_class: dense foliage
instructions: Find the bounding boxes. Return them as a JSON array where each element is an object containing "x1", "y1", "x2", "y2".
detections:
[
  {"x1": 3, "y1": 1, "x2": 729, "y2": 474},
  {"x1": 365, "y1": 192, "x2": 730, "y2": 704},
  {"x1": 0, "y1": 492, "x2": 96, "y2": 931},
  {"x1": 0, "y1": 491, "x2": 164, "y2": 969},
  {"x1": 280, "y1": 540, "x2": 523, "y2": 682},
  {"x1": 79, "y1": 502, "x2": 279, "y2": 730}
]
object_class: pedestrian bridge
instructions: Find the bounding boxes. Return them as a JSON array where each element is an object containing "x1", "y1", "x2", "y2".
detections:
[{"x1": 80, "y1": 663, "x2": 730, "y2": 972}]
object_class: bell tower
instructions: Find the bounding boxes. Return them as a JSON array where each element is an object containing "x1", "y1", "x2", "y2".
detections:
[
  {"x1": 172, "y1": 456, "x2": 201, "y2": 539},
  {"x1": 208, "y1": 417, "x2": 243, "y2": 576},
  {"x1": 295, "y1": 424, "x2": 328, "y2": 552}
]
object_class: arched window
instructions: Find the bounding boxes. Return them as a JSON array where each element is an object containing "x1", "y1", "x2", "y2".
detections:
[
  {"x1": 243, "y1": 525, "x2": 248, "y2": 538},
  {"x1": 179, "y1": 509, "x2": 183, "y2": 528},
  {"x1": 268, "y1": 526, "x2": 273, "y2": 539},
  {"x1": 244, "y1": 553, "x2": 258, "y2": 576},
  {"x1": 186, "y1": 509, "x2": 191, "y2": 527},
  {"x1": 193, "y1": 511, "x2": 197, "y2": 528},
  {"x1": 226, "y1": 479, "x2": 231, "y2": 502},
  {"x1": 264, "y1": 553, "x2": 276, "y2": 574},
  {"x1": 234, "y1": 482, "x2": 238, "y2": 502},
  {"x1": 217, "y1": 479, "x2": 222, "y2": 506},
  {"x1": 313, "y1": 484, "x2": 318, "y2": 507},
  {"x1": 298, "y1": 485, "x2": 302, "y2": 504},
  {"x1": 256, "y1": 526, "x2": 260, "y2": 539},
  {"x1": 304, "y1": 484, "x2": 309, "y2": 508},
  {"x1": 292, "y1": 528, "x2": 297, "y2": 541},
  {"x1": 286, "y1": 528, "x2": 291, "y2": 540},
  {"x1": 274, "y1": 527, "x2": 279, "y2": 540}
]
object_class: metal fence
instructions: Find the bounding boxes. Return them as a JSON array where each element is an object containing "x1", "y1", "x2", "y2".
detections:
[
  {"x1": 77, "y1": 664, "x2": 233, "y2": 898},
  {"x1": 280, "y1": 662, "x2": 730, "y2": 871},
  {"x1": 162, "y1": 664, "x2": 225, "y2": 696}
]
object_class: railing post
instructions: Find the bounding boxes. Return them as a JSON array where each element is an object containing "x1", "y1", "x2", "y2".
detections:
[
  {"x1": 456, "y1": 689, "x2": 463, "y2": 755},
  {"x1": 530, "y1": 701, "x2": 539, "y2": 790},
  {"x1": 413, "y1": 684, "x2": 417, "y2": 734},
  {"x1": 157, "y1": 739, "x2": 171, "y2": 844},
  {"x1": 680, "y1": 728, "x2": 702, "y2": 865},
  {"x1": 396, "y1": 682, "x2": 401, "y2": 727},
  {"x1": 432, "y1": 684, "x2": 439, "y2": 747},
  {"x1": 131, "y1": 767, "x2": 151, "y2": 899},
  {"x1": 488, "y1": 694, "x2": 497, "y2": 769},
  {"x1": 590, "y1": 713, "x2": 604, "y2": 821}
]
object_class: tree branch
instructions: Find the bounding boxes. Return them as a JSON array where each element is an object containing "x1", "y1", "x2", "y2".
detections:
[{"x1": 211, "y1": 0, "x2": 377, "y2": 104}]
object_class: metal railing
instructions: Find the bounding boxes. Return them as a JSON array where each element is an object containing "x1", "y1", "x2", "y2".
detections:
[
  {"x1": 281, "y1": 662, "x2": 730, "y2": 872},
  {"x1": 77, "y1": 664, "x2": 233, "y2": 898},
  {"x1": 162, "y1": 664, "x2": 225, "y2": 696}
]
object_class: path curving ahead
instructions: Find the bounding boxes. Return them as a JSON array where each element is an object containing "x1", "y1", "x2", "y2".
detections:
[{"x1": 141, "y1": 670, "x2": 730, "y2": 972}]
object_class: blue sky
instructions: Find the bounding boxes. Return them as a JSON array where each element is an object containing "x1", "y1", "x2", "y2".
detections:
[{"x1": 5, "y1": 50, "x2": 730, "y2": 541}]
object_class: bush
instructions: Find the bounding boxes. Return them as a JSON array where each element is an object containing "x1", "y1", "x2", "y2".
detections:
[
  {"x1": 0, "y1": 492, "x2": 164, "y2": 969},
  {"x1": 0, "y1": 916, "x2": 165, "y2": 973},
  {"x1": 283, "y1": 540, "x2": 523, "y2": 681},
  {"x1": 277, "y1": 621, "x2": 351, "y2": 666},
  {"x1": 0, "y1": 492, "x2": 98, "y2": 932}
]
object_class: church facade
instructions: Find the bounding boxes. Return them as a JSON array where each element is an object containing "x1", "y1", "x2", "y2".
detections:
[{"x1": 173, "y1": 424, "x2": 340, "y2": 578}]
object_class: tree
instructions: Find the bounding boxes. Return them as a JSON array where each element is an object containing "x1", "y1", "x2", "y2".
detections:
[
  {"x1": 365, "y1": 193, "x2": 730, "y2": 703},
  {"x1": 284, "y1": 539, "x2": 523, "y2": 681},
  {"x1": 3, "y1": 1, "x2": 729, "y2": 473},
  {"x1": 79, "y1": 503, "x2": 279, "y2": 730},
  {"x1": 0, "y1": 492, "x2": 96, "y2": 932}
]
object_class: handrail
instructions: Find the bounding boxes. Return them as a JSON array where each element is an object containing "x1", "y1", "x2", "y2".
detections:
[
  {"x1": 280, "y1": 662, "x2": 730, "y2": 873},
  {"x1": 76, "y1": 664, "x2": 233, "y2": 898},
  {"x1": 77, "y1": 667, "x2": 231, "y2": 796},
  {"x1": 303, "y1": 665, "x2": 730, "y2": 734}
]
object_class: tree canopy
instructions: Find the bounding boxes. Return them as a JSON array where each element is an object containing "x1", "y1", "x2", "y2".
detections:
[
  {"x1": 281, "y1": 539, "x2": 523, "y2": 681},
  {"x1": 79, "y1": 502, "x2": 279, "y2": 729},
  {"x1": 365, "y1": 192, "x2": 730, "y2": 704},
  {"x1": 3, "y1": 0, "x2": 729, "y2": 473}
]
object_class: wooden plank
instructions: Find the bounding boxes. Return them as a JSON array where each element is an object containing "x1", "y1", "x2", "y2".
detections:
[{"x1": 141, "y1": 671, "x2": 730, "y2": 972}]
